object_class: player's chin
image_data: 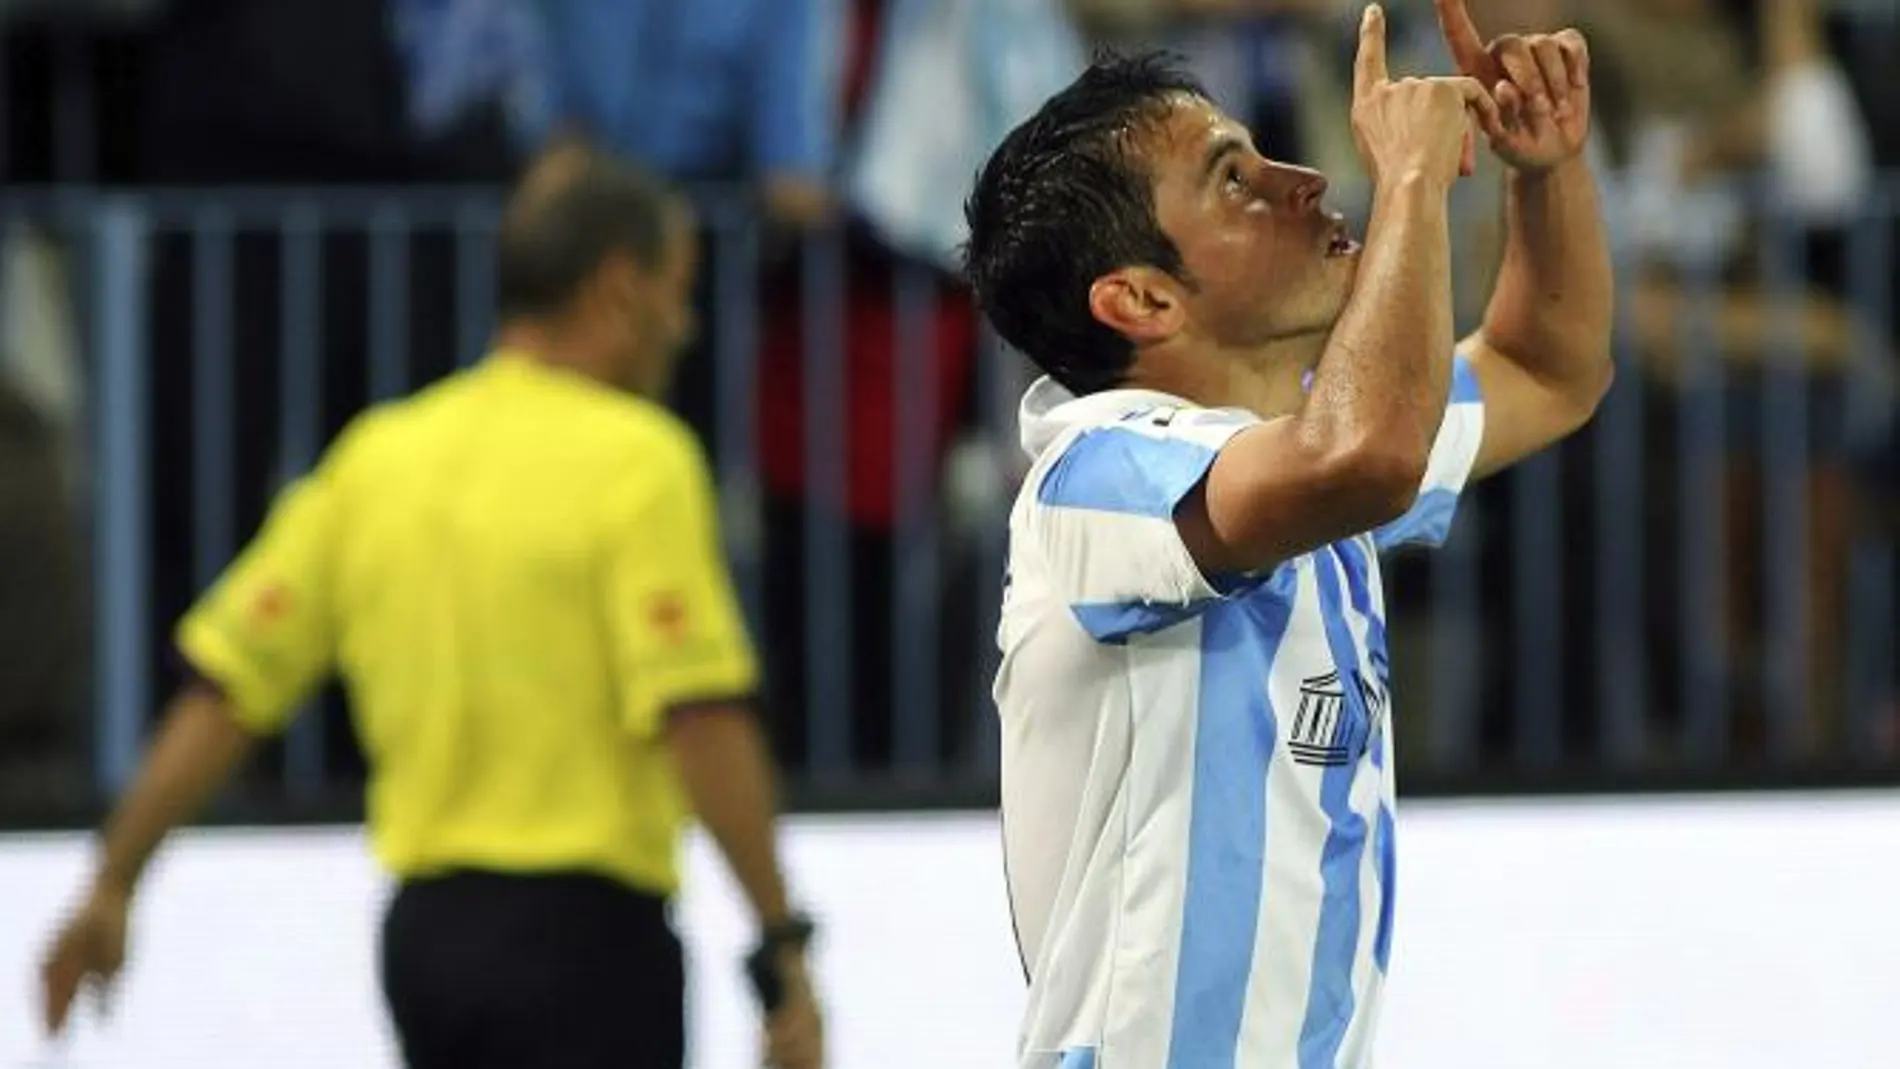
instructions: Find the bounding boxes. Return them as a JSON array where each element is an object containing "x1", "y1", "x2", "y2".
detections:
[
  {"x1": 1325, "y1": 244, "x2": 1362, "y2": 293},
  {"x1": 1318, "y1": 262, "x2": 1359, "y2": 327}
]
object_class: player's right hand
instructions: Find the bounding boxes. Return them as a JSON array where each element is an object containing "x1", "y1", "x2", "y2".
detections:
[
  {"x1": 40, "y1": 882, "x2": 131, "y2": 1036},
  {"x1": 1350, "y1": 3, "x2": 1501, "y2": 187}
]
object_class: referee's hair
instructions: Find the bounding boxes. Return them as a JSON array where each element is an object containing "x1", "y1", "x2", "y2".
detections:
[{"x1": 495, "y1": 145, "x2": 687, "y2": 322}]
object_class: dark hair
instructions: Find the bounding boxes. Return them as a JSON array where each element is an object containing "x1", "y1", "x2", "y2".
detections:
[
  {"x1": 495, "y1": 150, "x2": 684, "y2": 321},
  {"x1": 962, "y1": 52, "x2": 1207, "y2": 395}
]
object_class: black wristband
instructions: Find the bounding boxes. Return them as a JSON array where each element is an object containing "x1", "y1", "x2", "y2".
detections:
[
  {"x1": 744, "y1": 913, "x2": 816, "y2": 1012},
  {"x1": 760, "y1": 914, "x2": 816, "y2": 952}
]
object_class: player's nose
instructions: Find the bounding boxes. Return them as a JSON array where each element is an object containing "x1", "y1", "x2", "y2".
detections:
[{"x1": 1265, "y1": 163, "x2": 1328, "y2": 214}]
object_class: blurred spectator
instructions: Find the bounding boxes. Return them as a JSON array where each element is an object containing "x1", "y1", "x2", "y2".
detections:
[
  {"x1": 1582, "y1": 0, "x2": 1882, "y2": 753},
  {"x1": 389, "y1": 0, "x2": 553, "y2": 154},
  {"x1": 524, "y1": 0, "x2": 846, "y2": 530},
  {"x1": 0, "y1": 375, "x2": 87, "y2": 816},
  {"x1": 1068, "y1": 0, "x2": 1340, "y2": 176},
  {"x1": 526, "y1": 0, "x2": 842, "y2": 230},
  {"x1": 753, "y1": 0, "x2": 1088, "y2": 772},
  {"x1": 1, "y1": 224, "x2": 84, "y2": 491},
  {"x1": 847, "y1": 0, "x2": 1085, "y2": 273},
  {"x1": 138, "y1": 0, "x2": 515, "y2": 183},
  {"x1": 1584, "y1": 0, "x2": 1875, "y2": 378}
]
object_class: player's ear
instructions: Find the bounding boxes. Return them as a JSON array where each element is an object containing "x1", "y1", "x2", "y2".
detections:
[{"x1": 1088, "y1": 267, "x2": 1184, "y2": 345}]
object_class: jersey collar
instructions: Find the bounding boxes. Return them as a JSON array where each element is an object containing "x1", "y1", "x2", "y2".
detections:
[{"x1": 1017, "y1": 375, "x2": 1196, "y2": 460}]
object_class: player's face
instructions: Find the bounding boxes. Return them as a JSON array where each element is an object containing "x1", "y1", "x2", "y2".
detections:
[{"x1": 1144, "y1": 96, "x2": 1359, "y2": 349}]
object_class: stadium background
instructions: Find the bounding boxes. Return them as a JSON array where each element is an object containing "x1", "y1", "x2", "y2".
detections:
[{"x1": 0, "y1": 0, "x2": 1895, "y2": 1066}]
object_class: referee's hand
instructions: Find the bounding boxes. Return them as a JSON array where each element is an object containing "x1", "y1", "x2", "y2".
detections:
[
  {"x1": 40, "y1": 883, "x2": 131, "y2": 1035},
  {"x1": 764, "y1": 950, "x2": 824, "y2": 1069}
]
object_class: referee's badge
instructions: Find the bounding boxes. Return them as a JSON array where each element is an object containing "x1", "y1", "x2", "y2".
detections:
[
  {"x1": 648, "y1": 592, "x2": 690, "y2": 644},
  {"x1": 248, "y1": 582, "x2": 292, "y2": 627}
]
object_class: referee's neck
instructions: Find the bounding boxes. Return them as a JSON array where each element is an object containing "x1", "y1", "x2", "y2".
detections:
[{"x1": 494, "y1": 323, "x2": 619, "y2": 389}]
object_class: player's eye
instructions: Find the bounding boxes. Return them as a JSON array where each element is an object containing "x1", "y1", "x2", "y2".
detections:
[{"x1": 1224, "y1": 163, "x2": 1249, "y2": 196}]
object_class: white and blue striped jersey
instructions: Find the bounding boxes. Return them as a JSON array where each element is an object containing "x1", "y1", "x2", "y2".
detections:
[{"x1": 994, "y1": 357, "x2": 1485, "y2": 1069}]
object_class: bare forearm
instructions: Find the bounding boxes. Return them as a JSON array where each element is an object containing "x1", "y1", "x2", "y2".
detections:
[
  {"x1": 1485, "y1": 156, "x2": 1613, "y2": 392},
  {"x1": 1310, "y1": 173, "x2": 1456, "y2": 464},
  {"x1": 669, "y1": 707, "x2": 792, "y2": 926},
  {"x1": 94, "y1": 685, "x2": 256, "y2": 895}
]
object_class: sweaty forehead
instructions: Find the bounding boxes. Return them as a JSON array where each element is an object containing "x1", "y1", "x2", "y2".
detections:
[{"x1": 1133, "y1": 95, "x2": 1250, "y2": 177}]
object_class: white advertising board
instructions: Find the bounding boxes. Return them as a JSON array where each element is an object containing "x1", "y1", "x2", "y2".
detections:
[{"x1": 1, "y1": 792, "x2": 1895, "y2": 1069}]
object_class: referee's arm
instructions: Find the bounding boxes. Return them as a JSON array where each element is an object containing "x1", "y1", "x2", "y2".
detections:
[
  {"x1": 41, "y1": 467, "x2": 339, "y2": 1033},
  {"x1": 606, "y1": 433, "x2": 811, "y2": 977},
  {"x1": 668, "y1": 702, "x2": 795, "y2": 924}
]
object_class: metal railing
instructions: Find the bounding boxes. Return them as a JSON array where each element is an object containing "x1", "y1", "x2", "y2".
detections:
[{"x1": 1, "y1": 177, "x2": 1895, "y2": 816}]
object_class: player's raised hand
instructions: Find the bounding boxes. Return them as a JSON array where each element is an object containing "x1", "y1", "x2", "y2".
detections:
[
  {"x1": 1351, "y1": 4, "x2": 1500, "y2": 187},
  {"x1": 1434, "y1": 0, "x2": 1591, "y2": 173}
]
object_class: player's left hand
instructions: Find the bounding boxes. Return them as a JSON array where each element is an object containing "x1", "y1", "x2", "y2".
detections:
[{"x1": 1433, "y1": 0, "x2": 1591, "y2": 174}]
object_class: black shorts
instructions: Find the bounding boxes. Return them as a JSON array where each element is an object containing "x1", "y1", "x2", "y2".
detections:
[{"x1": 380, "y1": 869, "x2": 685, "y2": 1069}]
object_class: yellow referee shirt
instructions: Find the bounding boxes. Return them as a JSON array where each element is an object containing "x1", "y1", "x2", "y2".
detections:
[{"x1": 175, "y1": 351, "x2": 759, "y2": 896}]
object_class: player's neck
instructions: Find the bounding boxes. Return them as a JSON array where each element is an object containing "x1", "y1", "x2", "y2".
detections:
[{"x1": 1136, "y1": 333, "x2": 1321, "y2": 419}]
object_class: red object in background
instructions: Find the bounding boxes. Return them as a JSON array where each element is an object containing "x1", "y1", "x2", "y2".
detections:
[
  {"x1": 756, "y1": 257, "x2": 977, "y2": 529},
  {"x1": 753, "y1": 0, "x2": 981, "y2": 531}
]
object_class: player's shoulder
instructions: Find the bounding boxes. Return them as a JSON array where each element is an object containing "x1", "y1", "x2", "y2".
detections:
[
  {"x1": 1026, "y1": 401, "x2": 1259, "y2": 503},
  {"x1": 1063, "y1": 401, "x2": 1257, "y2": 454},
  {"x1": 1116, "y1": 402, "x2": 1259, "y2": 441}
]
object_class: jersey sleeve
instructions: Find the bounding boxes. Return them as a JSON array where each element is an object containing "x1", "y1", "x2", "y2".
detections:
[
  {"x1": 1373, "y1": 353, "x2": 1487, "y2": 553},
  {"x1": 1024, "y1": 405, "x2": 1263, "y2": 644},
  {"x1": 174, "y1": 471, "x2": 340, "y2": 734},
  {"x1": 604, "y1": 435, "x2": 761, "y2": 739}
]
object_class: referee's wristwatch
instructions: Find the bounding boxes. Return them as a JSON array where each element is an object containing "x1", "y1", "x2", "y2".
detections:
[{"x1": 744, "y1": 913, "x2": 817, "y2": 1012}]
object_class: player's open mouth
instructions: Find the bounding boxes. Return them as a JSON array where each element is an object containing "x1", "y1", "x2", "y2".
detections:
[{"x1": 1326, "y1": 227, "x2": 1360, "y2": 258}]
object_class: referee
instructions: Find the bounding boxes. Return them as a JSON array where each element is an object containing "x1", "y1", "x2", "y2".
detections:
[{"x1": 39, "y1": 146, "x2": 824, "y2": 1069}]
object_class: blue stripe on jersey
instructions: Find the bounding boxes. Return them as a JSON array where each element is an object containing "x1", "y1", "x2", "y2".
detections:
[
  {"x1": 1300, "y1": 555, "x2": 1374, "y2": 1069},
  {"x1": 1059, "y1": 1048, "x2": 1098, "y2": 1069},
  {"x1": 1451, "y1": 354, "x2": 1482, "y2": 404},
  {"x1": 1374, "y1": 803, "x2": 1398, "y2": 973},
  {"x1": 1168, "y1": 596, "x2": 1291, "y2": 1069},
  {"x1": 1037, "y1": 426, "x2": 1217, "y2": 519},
  {"x1": 1071, "y1": 567, "x2": 1290, "y2": 642},
  {"x1": 1070, "y1": 597, "x2": 1211, "y2": 643},
  {"x1": 1331, "y1": 540, "x2": 1389, "y2": 770},
  {"x1": 1372, "y1": 487, "x2": 1458, "y2": 553}
]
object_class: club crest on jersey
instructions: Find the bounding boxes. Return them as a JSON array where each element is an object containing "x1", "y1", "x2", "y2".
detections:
[{"x1": 1289, "y1": 669, "x2": 1387, "y2": 767}]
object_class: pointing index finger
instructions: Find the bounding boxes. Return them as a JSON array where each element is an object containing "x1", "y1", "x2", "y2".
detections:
[
  {"x1": 1433, "y1": 0, "x2": 1490, "y2": 76},
  {"x1": 1354, "y1": 3, "x2": 1389, "y2": 98}
]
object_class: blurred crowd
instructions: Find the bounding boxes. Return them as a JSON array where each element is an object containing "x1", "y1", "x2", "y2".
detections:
[{"x1": 0, "y1": 0, "x2": 1896, "y2": 811}]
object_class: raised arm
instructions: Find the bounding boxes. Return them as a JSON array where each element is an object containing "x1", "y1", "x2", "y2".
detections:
[
  {"x1": 1184, "y1": 6, "x2": 1494, "y2": 575},
  {"x1": 1431, "y1": 0, "x2": 1614, "y2": 480}
]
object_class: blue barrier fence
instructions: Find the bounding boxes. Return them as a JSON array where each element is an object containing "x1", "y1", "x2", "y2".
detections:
[{"x1": 1, "y1": 177, "x2": 1895, "y2": 809}]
